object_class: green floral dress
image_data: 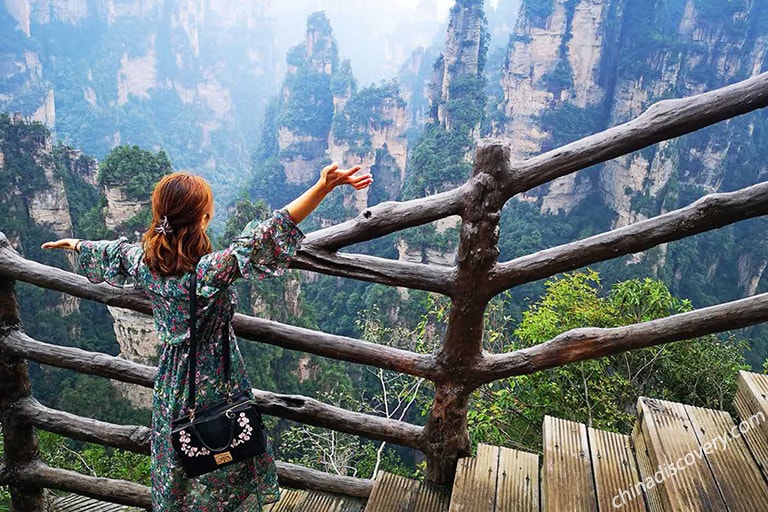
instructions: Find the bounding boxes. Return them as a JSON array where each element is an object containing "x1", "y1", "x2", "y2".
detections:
[{"x1": 78, "y1": 209, "x2": 304, "y2": 512}]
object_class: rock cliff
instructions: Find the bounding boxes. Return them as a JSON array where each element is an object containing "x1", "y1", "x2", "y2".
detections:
[
  {"x1": 0, "y1": 116, "x2": 95, "y2": 316},
  {"x1": 0, "y1": 0, "x2": 281, "y2": 199},
  {"x1": 495, "y1": 0, "x2": 768, "y2": 297},
  {"x1": 258, "y1": 12, "x2": 410, "y2": 217}
]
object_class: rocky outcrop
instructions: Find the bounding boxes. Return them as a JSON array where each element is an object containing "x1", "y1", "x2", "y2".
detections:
[
  {"x1": 108, "y1": 306, "x2": 160, "y2": 365},
  {"x1": 435, "y1": 0, "x2": 487, "y2": 130},
  {"x1": 739, "y1": 253, "x2": 768, "y2": 298},
  {"x1": 275, "y1": 13, "x2": 339, "y2": 187},
  {"x1": 116, "y1": 44, "x2": 158, "y2": 106},
  {"x1": 250, "y1": 273, "x2": 303, "y2": 320},
  {"x1": 499, "y1": 0, "x2": 615, "y2": 211},
  {"x1": 273, "y1": 12, "x2": 411, "y2": 216},
  {"x1": 107, "y1": 306, "x2": 158, "y2": 409},
  {"x1": 329, "y1": 86, "x2": 409, "y2": 211},
  {"x1": 0, "y1": 118, "x2": 82, "y2": 316},
  {"x1": 495, "y1": 0, "x2": 768, "y2": 295},
  {"x1": 434, "y1": 0, "x2": 488, "y2": 129},
  {"x1": 26, "y1": 138, "x2": 74, "y2": 239},
  {"x1": 305, "y1": 13, "x2": 338, "y2": 75},
  {"x1": 1, "y1": 0, "x2": 281, "y2": 194},
  {"x1": 102, "y1": 185, "x2": 148, "y2": 233},
  {"x1": 598, "y1": 0, "x2": 768, "y2": 227},
  {"x1": 31, "y1": 89, "x2": 55, "y2": 128},
  {"x1": 278, "y1": 127, "x2": 329, "y2": 184}
]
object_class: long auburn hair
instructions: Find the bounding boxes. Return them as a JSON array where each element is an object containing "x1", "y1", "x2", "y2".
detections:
[{"x1": 142, "y1": 172, "x2": 213, "y2": 276}]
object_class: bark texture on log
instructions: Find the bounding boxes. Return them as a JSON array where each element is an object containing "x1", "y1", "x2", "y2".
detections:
[
  {"x1": 0, "y1": 330, "x2": 423, "y2": 449},
  {"x1": 11, "y1": 396, "x2": 151, "y2": 455},
  {"x1": 0, "y1": 330, "x2": 156, "y2": 386},
  {"x1": 300, "y1": 187, "x2": 467, "y2": 250},
  {"x1": 0, "y1": 461, "x2": 153, "y2": 510},
  {"x1": 478, "y1": 292, "x2": 768, "y2": 384},
  {"x1": 275, "y1": 461, "x2": 373, "y2": 498},
  {"x1": 490, "y1": 181, "x2": 768, "y2": 294},
  {"x1": 252, "y1": 389, "x2": 425, "y2": 450},
  {"x1": 291, "y1": 249, "x2": 456, "y2": 295},
  {"x1": 0, "y1": 277, "x2": 45, "y2": 512},
  {"x1": 500, "y1": 71, "x2": 768, "y2": 199},
  {"x1": 231, "y1": 314, "x2": 436, "y2": 379},
  {"x1": 423, "y1": 142, "x2": 509, "y2": 486}
]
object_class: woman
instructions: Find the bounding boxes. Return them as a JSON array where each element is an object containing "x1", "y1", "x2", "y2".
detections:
[{"x1": 42, "y1": 163, "x2": 372, "y2": 511}]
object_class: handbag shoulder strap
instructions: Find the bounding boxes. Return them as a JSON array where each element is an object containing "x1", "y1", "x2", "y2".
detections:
[
  {"x1": 185, "y1": 270, "x2": 233, "y2": 417},
  {"x1": 186, "y1": 271, "x2": 199, "y2": 413}
]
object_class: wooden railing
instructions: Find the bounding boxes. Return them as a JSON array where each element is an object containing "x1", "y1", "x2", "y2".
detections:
[{"x1": 1, "y1": 71, "x2": 768, "y2": 511}]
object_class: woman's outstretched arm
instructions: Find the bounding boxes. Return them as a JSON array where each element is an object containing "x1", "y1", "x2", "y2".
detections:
[
  {"x1": 41, "y1": 238, "x2": 82, "y2": 251},
  {"x1": 284, "y1": 163, "x2": 372, "y2": 223}
]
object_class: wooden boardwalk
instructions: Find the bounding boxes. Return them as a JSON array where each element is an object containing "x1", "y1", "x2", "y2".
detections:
[
  {"x1": 52, "y1": 494, "x2": 144, "y2": 511},
  {"x1": 366, "y1": 471, "x2": 449, "y2": 512},
  {"x1": 264, "y1": 488, "x2": 365, "y2": 511},
  {"x1": 444, "y1": 370, "x2": 768, "y2": 512}
]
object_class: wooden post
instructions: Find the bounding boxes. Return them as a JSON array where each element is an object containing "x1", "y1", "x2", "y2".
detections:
[
  {"x1": 423, "y1": 141, "x2": 509, "y2": 486},
  {"x1": 0, "y1": 255, "x2": 45, "y2": 512}
]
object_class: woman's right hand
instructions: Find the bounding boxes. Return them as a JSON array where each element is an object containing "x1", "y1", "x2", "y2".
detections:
[
  {"x1": 318, "y1": 163, "x2": 372, "y2": 192},
  {"x1": 41, "y1": 238, "x2": 81, "y2": 251}
]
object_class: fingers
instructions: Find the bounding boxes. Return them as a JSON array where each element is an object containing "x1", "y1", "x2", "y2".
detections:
[
  {"x1": 322, "y1": 163, "x2": 339, "y2": 175},
  {"x1": 322, "y1": 162, "x2": 372, "y2": 190},
  {"x1": 341, "y1": 165, "x2": 363, "y2": 178},
  {"x1": 346, "y1": 173, "x2": 372, "y2": 185},
  {"x1": 349, "y1": 174, "x2": 373, "y2": 190}
]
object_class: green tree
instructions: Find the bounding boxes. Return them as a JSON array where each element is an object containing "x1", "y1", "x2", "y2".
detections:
[
  {"x1": 98, "y1": 145, "x2": 172, "y2": 200},
  {"x1": 468, "y1": 270, "x2": 749, "y2": 451},
  {"x1": 37, "y1": 431, "x2": 150, "y2": 486}
]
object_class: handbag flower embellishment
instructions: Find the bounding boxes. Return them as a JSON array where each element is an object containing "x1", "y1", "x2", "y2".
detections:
[
  {"x1": 178, "y1": 429, "x2": 211, "y2": 457},
  {"x1": 231, "y1": 412, "x2": 254, "y2": 447}
]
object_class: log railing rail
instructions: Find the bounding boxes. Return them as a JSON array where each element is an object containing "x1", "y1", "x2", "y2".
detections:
[{"x1": 1, "y1": 71, "x2": 768, "y2": 510}]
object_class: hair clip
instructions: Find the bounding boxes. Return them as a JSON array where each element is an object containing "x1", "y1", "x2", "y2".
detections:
[{"x1": 155, "y1": 216, "x2": 174, "y2": 235}]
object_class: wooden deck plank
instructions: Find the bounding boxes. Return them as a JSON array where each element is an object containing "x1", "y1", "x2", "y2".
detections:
[
  {"x1": 588, "y1": 428, "x2": 647, "y2": 512},
  {"x1": 449, "y1": 443, "x2": 499, "y2": 512},
  {"x1": 734, "y1": 370, "x2": 768, "y2": 481},
  {"x1": 636, "y1": 397, "x2": 727, "y2": 512},
  {"x1": 264, "y1": 489, "x2": 303, "y2": 511},
  {"x1": 411, "y1": 479, "x2": 450, "y2": 512},
  {"x1": 364, "y1": 471, "x2": 418, "y2": 512},
  {"x1": 265, "y1": 488, "x2": 365, "y2": 512},
  {"x1": 52, "y1": 494, "x2": 143, "y2": 511},
  {"x1": 495, "y1": 446, "x2": 539, "y2": 512},
  {"x1": 541, "y1": 416, "x2": 597, "y2": 512},
  {"x1": 684, "y1": 404, "x2": 768, "y2": 512},
  {"x1": 631, "y1": 422, "x2": 665, "y2": 512}
]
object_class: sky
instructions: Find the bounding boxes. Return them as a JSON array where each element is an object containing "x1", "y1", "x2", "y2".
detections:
[{"x1": 266, "y1": 0, "x2": 504, "y2": 85}]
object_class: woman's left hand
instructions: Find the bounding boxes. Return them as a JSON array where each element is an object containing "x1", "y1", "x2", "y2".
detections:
[
  {"x1": 41, "y1": 238, "x2": 81, "y2": 251},
  {"x1": 318, "y1": 163, "x2": 373, "y2": 192}
]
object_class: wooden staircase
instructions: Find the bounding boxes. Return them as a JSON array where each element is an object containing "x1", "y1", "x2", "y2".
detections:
[
  {"x1": 264, "y1": 488, "x2": 366, "y2": 511},
  {"x1": 361, "y1": 370, "x2": 768, "y2": 512},
  {"x1": 436, "y1": 370, "x2": 768, "y2": 512},
  {"x1": 50, "y1": 371, "x2": 768, "y2": 511}
]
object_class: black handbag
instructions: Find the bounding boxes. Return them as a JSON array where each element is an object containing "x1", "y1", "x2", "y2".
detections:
[{"x1": 170, "y1": 271, "x2": 268, "y2": 478}]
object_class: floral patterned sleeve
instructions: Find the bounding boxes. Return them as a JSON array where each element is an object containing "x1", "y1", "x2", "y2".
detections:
[
  {"x1": 198, "y1": 209, "x2": 304, "y2": 295},
  {"x1": 78, "y1": 237, "x2": 144, "y2": 288}
]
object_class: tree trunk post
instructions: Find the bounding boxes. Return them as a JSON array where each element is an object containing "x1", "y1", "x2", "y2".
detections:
[
  {"x1": 0, "y1": 245, "x2": 46, "y2": 512},
  {"x1": 423, "y1": 141, "x2": 509, "y2": 486}
]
